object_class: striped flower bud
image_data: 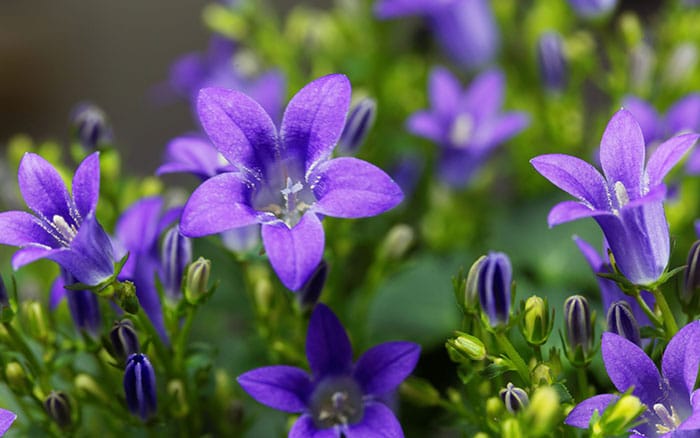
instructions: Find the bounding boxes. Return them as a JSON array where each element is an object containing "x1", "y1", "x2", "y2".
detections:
[
  {"x1": 682, "y1": 240, "x2": 700, "y2": 311},
  {"x1": 337, "y1": 98, "x2": 376, "y2": 155},
  {"x1": 298, "y1": 260, "x2": 328, "y2": 311},
  {"x1": 44, "y1": 391, "x2": 72, "y2": 429},
  {"x1": 564, "y1": 295, "x2": 594, "y2": 365},
  {"x1": 500, "y1": 382, "x2": 529, "y2": 414},
  {"x1": 606, "y1": 301, "x2": 641, "y2": 346},
  {"x1": 161, "y1": 226, "x2": 192, "y2": 299},
  {"x1": 477, "y1": 252, "x2": 512, "y2": 327},
  {"x1": 110, "y1": 319, "x2": 140, "y2": 362},
  {"x1": 184, "y1": 257, "x2": 211, "y2": 305},
  {"x1": 70, "y1": 102, "x2": 112, "y2": 151},
  {"x1": 124, "y1": 353, "x2": 157, "y2": 421},
  {"x1": 537, "y1": 32, "x2": 567, "y2": 92},
  {"x1": 445, "y1": 332, "x2": 487, "y2": 363}
]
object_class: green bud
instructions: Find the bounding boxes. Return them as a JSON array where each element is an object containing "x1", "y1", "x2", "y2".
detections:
[
  {"x1": 486, "y1": 396, "x2": 504, "y2": 419},
  {"x1": 22, "y1": 301, "x2": 50, "y2": 343},
  {"x1": 5, "y1": 362, "x2": 29, "y2": 394},
  {"x1": 44, "y1": 391, "x2": 72, "y2": 429},
  {"x1": 114, "y1": 281, "x2": 138, "y2": 314},
  {"x1": 502, "y1": 417, "x2": 523, "y2": 438},
  {"x1": 379, "y1": 224, "x2": 414, "y2": 260},
  {"x1": 521, "y1": 296, "x2": 553, "y2": 346},
  {"x1": 74, "y1": 374, "x2": 109, "y2": 404},
  {"x1": 525, "y1": 386, "x2": 560, "y2": 436},
  {"x1": 184, "y1": 257, "x2": 212, "y2": 305},
  {"x1": 532, "y1": 363, "x2": 553, "y2": 386},
  {"x1": 594, "y1": 393, "x2": 644, "y2": 437},
  {"x1": 619, "y1": 12, "x2": 643, "y2": 48},
  {"x1": 398, "y1": 376, "x2": 441, "y2": 407},
  {"x1": 464, "y1": 255, "x2": 486, "y2": 310},
  {"x1": 445, "y1": 332, "x2": 487, "y2": 362},
  {"x1": 167, "y1": 379, "x2": 190, "y2": 418}
]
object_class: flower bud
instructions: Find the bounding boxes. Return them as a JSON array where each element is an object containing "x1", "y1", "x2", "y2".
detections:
[
  {"x1": 525, "y1": 386, "x2": 560, "y2": 436},
  {"x1": 124, "y1": 353, "x2": 157, "y2": 421},
  {"x1": 379, "y1": 224, "x2": 414, "y2": 261},
  {"x1": 477, "y1": 252, "x2": 512, "y2": 326},
  {"x1": 682, "y1": 240, "x2": 700, "y2": 311},
  {"x1": 521, "y1": 296, "x2": 553, "y2": 346},
  {"x1": 0, "y1": 274, "x2": 13, "y2": 322},
  {"x1": 564, "y1": 295, "x2": 594, "y2": 365},
  {"x1": 69, "y1": 102, "x2": 112, "y2": 151},
  {"x1": 445, "y1": 332, "x2": 487, "y2": 362},
  {"x1": 501, "y1": 418, "x2": 523, "y2": 438},
  {"x1": 486, "y1": 396, "x2": 504, "y2": 419},
  {"x1": 606, "y1": 301, "x2": 641, "y2": 346},
  {"x1": 167, "y1": 379, "x2": 190, "y2": 418},
  {"x1": 594, "y1": 393, "x2": 644, "y2": 436},
  {"x1": 22, "y1": 301, "x2": 50, "y2": 343},
  {"x1": 337, "y1": 97, "x2": 376, "y2": 155},
  {"x1": 298, "y1": 260, "x2": 328, "y2": 311},
  {"x1": 184, "y1": 257, "x2": 211, "y2": 304},
  {"x1": 44, "y1": 391, "x2": 72, "y2": 429},
  {"x1": 500, "y1": 382, "x2": 529, "y2": 414},
  {"x1": 5, "y1": 362, "x2": 29, "y2": 394},
  {"x1": 110, "y1": 319, "x2": 140, "y2": 362},
  {"x1": 161, "y1": 226, "x2": 192, "y2": 299},
  {"x1": 75, "y1": 373, "x2": 109, "y2": 404},
  {"x1": 66, "y1": 289, "x2": 102, "y2": 335},
  {"x1": 114, "y1": 281, "x2": 139, "y2": 314},
  {"x1": 398, "y1": 377, "x2": 441, "y2": 407},
  {"x1": 537, "y1": 32, "x2": 567, "y2": 92},
  {"x1": 464, "y1": 255, "x2": 486, "y2": 310}
]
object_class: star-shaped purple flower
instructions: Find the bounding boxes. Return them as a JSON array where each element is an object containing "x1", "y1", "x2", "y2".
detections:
[
  {"x1": 531, "y1": 109, "x2": 699, "y2": 285},
  {"x1": 566, "y1": 321, "x2": 700, "y2": 436},
  {"x1": 238, "y1": 303, "x2": 421, "y2": 437},
  {"x1": 0, "y1": 152, "x2": 115, "y2": 286},
  {"x1": 180, "y1": 74, "x2": 404, "y2": 290},
  {"x1": 408, "y1": 66, "x2": 529, "y2": 187},
  {"x1": 0, "y1": 408, "x2": 16, "y2": 435},
  {"x1": 374, "y1": 0, "x2": 499, "y2": 69}
]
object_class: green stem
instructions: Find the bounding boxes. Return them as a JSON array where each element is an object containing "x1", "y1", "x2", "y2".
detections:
[
  {"x1": 532, "y1": 345, "x2": 543, "y2": 363},
  {"x1": 2, "y1": 322, "x2": 43, "y2": 378},
  {"x1": 634, "y1": 292, "x2": 662, "y2": 327},
  {"x1": 577, "y1": 367, "x2": 589, "y2": 400},
  {"x1": 174, "y1": 307, "x2": 196, "y2": 373},
  {"x1": 652, "y1": 287, "x2": 678, "y2": 338},
  {"x1": 494, "y1": 332, "x2": 530, "y2": 385}
]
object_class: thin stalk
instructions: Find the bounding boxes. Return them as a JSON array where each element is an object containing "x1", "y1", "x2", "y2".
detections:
[
  {"x1": 651, "y1": 287, "x2": 678, "y2": 338},
  {"x1": 577, "y1": 367, "x2": 589, "y2": 400},
  {"x1": 633, "y1": 292, "x2": 662, "y2": 327},
  {"x1": 494, "y1": 331, "x2": 530, "y2": 385}
]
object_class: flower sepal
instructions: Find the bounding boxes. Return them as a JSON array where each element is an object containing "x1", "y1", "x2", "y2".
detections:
[{"x1": 587, "y1": 390, "x2": 645, "y2": 438}]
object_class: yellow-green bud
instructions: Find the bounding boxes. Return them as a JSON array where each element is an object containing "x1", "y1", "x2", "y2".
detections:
[
  {"x1": 619, "y1": 12, "x2": 643, "y2": 48},
  {"x1": 5, "y1": 361, "x2": 29, "y2": 393},
  {"x1": 184, "y1": 257, "x2": 211, "y2": 304},
  {"x1": 167, "y1": 379, "x2": 190, "y2": 418},
  {"x1": 595, "y1": 393, "x2": 644, "y2": 436},
  {"x1": 445, "y1": 332, "x2": 487, "y2": 363},
  {"x1": 379, "y1": 224, "x2": 414, "y2": 260},
  {"x1": 114, "y1": 281, "x2": 138, "y2": 314},
  {"x1": 521, "y1": 296, "x2": 553, "y2": 346},
  {"x1": 502, "y1": 417, "x2": 523, "y2": 438},
  {"x1": 74, "y1": 374, "x2": 109, "y2": 404},
  {"x1": 22, "y1": 301, "x2": 50, "y2": 343},
  {"x1": 486, "y1": 396, "x2": 504, "y2": 419},
  {"x1": 525, "y1": 386, "x2": 560, "y2": 436},
  {"x1": 464, "y1": 255, "x2": 486, "y2": 309}
]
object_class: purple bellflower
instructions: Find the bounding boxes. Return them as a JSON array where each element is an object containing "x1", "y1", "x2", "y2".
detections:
[
  {"x1": 180, "y1": 74, "x2": 404, "y2": 291},
  {"x1": 374, "y1": 0, "x2": 499, "y2": 69},
  {"x1": 0, "y1": 408, "x2": 17, "y2": 435},
  {"x1": 115, "y1": 197, "x2": 181, "y2": 342},
  {"x1": 156, "y1": 134, "x2": 234, "y2": 181},
  {"x1": 0, "y1": 152, "x2": 115, "y2": 286},
  {"x1": 574, "y1": 236, "x2": 655, "y2": 327},
  {"x1": 566, "y1": 321, "x2": 700, "y2": 436},
  {"x1": 567, "y1": 0, "x2": 617, "y2": 19},
  {"x1": 238, "y1": 303, "x2": 421, "y2": 437},
  {"x1": 50, "y1": 269, "x2": 102, "y2": 336},
  {"x1": 407, "y1": 67, "x2": 529, "y2": 187},
  {"x1": 531, "y1": 109, "x2": 699, "y2": 285},
  {"x1": 169, "y1": 36, "x2": 285, "y2": 122}
]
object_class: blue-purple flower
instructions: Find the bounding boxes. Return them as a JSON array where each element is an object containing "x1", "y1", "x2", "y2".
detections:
[
  {"x1": 180, "y1": 74, "x2": 404, "y2": 290},
  {"x1": 408, "y1": 67, "x2": 529, "y2": 187},
  {"x1": 566, "y1": 321, "x2": 700, "y2": 436},
  {"x1": 237, "y1": 303, "x2": 420, "y2": 437},
  {"x1": 531, "y1": 109, "x2": 699, "y2": 285},
  {"x1": 374, "y1": 0, "x2": 499, "y2": 69},
  {"x1": 124, "y1": 353, "x2": 157, "y2": 421},
  {"x1": 0, "y1": 152, "x2": 115, "y2": 286},
  {"x1": 477, "y1": 252, "x2": 512, "y2": 327},
  {"x1": 0, "y1": 408, "x2": 17, "y2": 435},
  {"x1": 50, "y1": 269, "x2": 102, "y2": 336}
]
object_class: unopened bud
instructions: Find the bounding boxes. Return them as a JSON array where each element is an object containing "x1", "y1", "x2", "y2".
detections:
[
  {"x1": 501, "y1": 417, "x2": 523, "y2": 438},
  {"x1": 44, "y1": 391, "x2": 72, "y2": 428},
  {"x1": 337, "y1": 97, "x2": 376, "y2": 155},
  {"x1": 446, "y1": 332, "x2": 487, "y2": 362},
  {"x1": 5, "y1": 362, "x2": 28, "y2": 393},
  {"x1": 399, "y1": 376, "x2": 441, "y2": 407},
  {"x1": 526, "y1": 386, "x2": 560, "y2": 436},
  {"x1": 606, "y1": 301, "x2": 641, "y2": 346},
  {"x1": 595, "y1": 393, "x2": 644, "y2": 436},
  {"x1": 22, "y1": 301, "x2": 50, "y2": 343},
  {"x1": 161, "y1": 226, "x2": 192, "y2": 299},
  {"x1": 0, "y1": 274, "x2": 13, "y2": 322},
  {"x1": 110, "y1": 319, "x2": 140, "y2": 362},
  {"x1": 70, "y1": 102, "x2": 112, "y2": 151},
  {"x1": 124, "y1": 353, "x2": 157, "y2": 421},
  {"x1": 167, "y1": 379, "x2": 189, "y2": 418},
  {"x1": 75, "y1": 373, "x2": 109, "y2": 404},
  {"x1": 521, "y1": 295, "x2": 553, "y2": 346},
  {"x1": 682, "y1": 240, "x2": 700, "y2": 311},
  {"x1": 298, "y1": 260, "x2": 328, "y2": 311},
  {"x1": 464, "y1": 256, "x2": 486, "y2": 309},
  {"x1": 184, "y1": 257, "x2": 211, "y2": 304},
  {"x1": 477, "y1": 252, "x2": 512, "y2": 326},
  {"x1": 380, "y1": 224, "x2": 414, "y2": 261},
  {"x1": 114, "y1": 281, "x2": 138, "y2": 314},
  {"x1": 537, "y1": 32, "x2": 567, "y2": 92},
  {"x1": 500, "y1": 382, "x2": 529, "y2": 414},
  {"x1": 564, "y1": 295, "x2": 594, "y2": 365},
  {"x1": 486, "y1": 396, "x2": 504, "y2": 419}
]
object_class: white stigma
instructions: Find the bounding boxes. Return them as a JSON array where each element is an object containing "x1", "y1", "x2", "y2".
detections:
[
  {"x1": 52, "y1": 215, "x2": 78, "y2": 244},
  {"x1": 449, "y1": 114, "x2": 474, "y2": 147}
]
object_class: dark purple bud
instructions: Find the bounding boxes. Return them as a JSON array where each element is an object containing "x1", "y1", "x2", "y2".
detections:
[
  {"x1": 298, "y1": 260, "x2": 328, "y2": 311},
  {"x1": 499, "y1": 382, "x2": 529, "y2": 413},
  {"x1": 564, "y1": 295, "x2": 594, "y2": 363},
  {"x1": 44, "y1": 391, "x2": 72, "y2": 428},
  {"x1": 337, "y1": 98, "x2": 376, "y2": 155},
  {"x1": 110, "y1": 319, "x2": 140, "y2": 362},
  {"x1": 70, "y1": 102, "x2": 112, "y2": 151},
  {"x1": 389, "y1": 155, "x2": 423, "y2": 201},
  {"x1": 537, "y1": 32, "x2": 567, "y2": 92},
  {"x1": 0, "y1": 274, "x2": 9, "y2": 310},
  {"x1": 161, "y1": 226, "x2": 192, "y2": 299},
  {"x1": 477, "y1": 252, "x2": 512, "y2": 326},
  {"x1": 683, "y1": 240, "x2": 700, "y2": 310},
  {"x1": 124, "y1": 353, "x2": 157, "y2": 421},
  {"x1": 62, "y1": 270, "x2": 101, "y2": 335},
  {"x1": 606, "y1": 301, "x2": 641, "y2": 346}
]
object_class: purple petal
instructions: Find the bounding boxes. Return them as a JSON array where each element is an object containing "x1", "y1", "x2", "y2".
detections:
[
  {"x1": 428, "y1": 66, "x2": 461, "y2": 117},
  {"x1": 666, "y1": 93, "x2": 700, "y2": 136},
  {"x1": 564, "y1": 394, "x2": 617, "y2": 428},
  {"x1": 0, "y1": 408, "x2": 17, "y2": 435},
  {"x1": 261, "y1": 212, "x2": 324, "y2": 291},
  {"x1": 180, "y1": 172, "x2": 259, "y2": 238},
  {"x1": 547, "y1": 201, "x2": 611, "y2": 227},
  {"x1": 678, "y1": 409, "x2": 700, "y2": 432},
  {"x1": 437, "y1": 148, "x2": 485, "y2": 187},
  {"x1": 662, "y1": 321, "x2": 700, "y2": 402},
  {"x1": 116, "y1": 197, "x2": 163, "y2": 252},
  {"x1": 289, "y1": 414, "x2": 338, "y2": 438},
  {"x1": 127, "y1": 256, "x2": 169, "y2": 343},
  {"x1": 18, "y1": 153, "x2": 72, "y2": 222},
  {"x1": 344, "y1": 402, "x2": 404, "y2": 438},
  {"x1": 406, "y1": 111, "x2": 443, "y2": 143},
  {"x1": 646, "y1": 133, "x2": 699, "y2": 187},
  {"x1": 197, "y1": 87, "x2": 278, "y2": 174},
  {"x1": 12, "y1": 246, "x2": 56, "y2": 270},
  {"x1": 353, "y1": 342, "x2": 420, "y2": 396},
  {"x1": 460, "y1": 69, "x2": 504, "y2": 120},
  {"x1": 313, "y1": 158, "x2": 404, "y2": 218},
  {"x1": 280, "y1": 74, "x2": 351, "y2": 174},
  {"x1": 599, "y1": 109, "x2": 646, "y2": 198},
  {"x1": 622, "y1": 95, "x2": 662, "y2": 144},
  {"x1": 530, "y1": 154, "x2": 609, "y2": 210},
  {"x1": 246, "y1": 70, "x2": 286, "y2": 124},
  {"x1": 474, "y1": 112, "x2": 529, "y2": 148},
  {"x1": 0, "y1": 211, "x2": 54, "y2": 247},
  {"x1": 602, "y1": 332, "x2": 663, "y2": 406},
  {"x1": 306, "y1": 303, "x2": 353, "y2": 378},
  {"x1": 49, "y1": 275, "x2": 66, "y2": 310},
  {"x1": 373, "y1": 0, "x2": 437, "y2": 18},
  {"x1": 156, "y1": 135, "x2": 229, "y2": 179},
  {"x1": 72, "y1": 152, "x2": 101, "y2": 218},
  {"x1": 237, "y1": 365, "x2": 312, "y2": 413}
]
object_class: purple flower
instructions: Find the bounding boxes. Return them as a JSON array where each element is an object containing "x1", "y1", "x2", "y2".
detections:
[
  {"x1": 531, "y1": 109, "x2": 699, "y2": 285},
  {"x1": 0, "y1": 408, "x2": 17, "y2": 435},
  {"x1": 124, "y1": 353, "x2": 157, "y2": 421},
  {"x1": 160, "y1": 226, "x2": 192, "y2": 299},
  {"x1": 156, "y1": 134, "x2": 234, "y2": 181},
  {"x1": 574, "y1": 236, "x2": 655, "y2": 327},
  {"x1": 237, "y1": 303, "x2": 420, "y2": 437},
  {"x1": 537, "y1": 31, "x2": 567, "y2": 92},
  {"x1": 566, "y1": 321, "x2": 700, "y2": 436},
  {"x1": 408, "y1": 67, "x2": 529, "y2": 187},
  {"x1": 374, "y1": 0, "x2": 499, "y2": 69},
  {"x1": 115, "y1": 197, "x2": 181, "y2": 342},
  {"x1": 169, "y1": 36, "x2": 286, "y2": 122},
  {"x1": 180, "y1": 74, "x2": 404, "y2": 290},
  {"x1": 50, "y1": 269, "x2": 102, "y2": 336},
  {"x1": 0, "y1": 152, "x2": 115, "y2": 286},
  {"x1": 567, "y1": 0, "x2": 617, "y2": 19}
]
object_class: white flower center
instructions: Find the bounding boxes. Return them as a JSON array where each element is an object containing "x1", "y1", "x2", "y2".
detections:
[
  {"x1": 449, "y1": 114, "x2": 474, "y2": 148},
  {"x1": 52, "y1": 215, "x2": 78, "y2": 245},
  {"x1": 256, "y1": 177, "x2": 313, "y2": 228},
  {"x1": 653, "y1": 403, "x2": 681, "y2": 434}
]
